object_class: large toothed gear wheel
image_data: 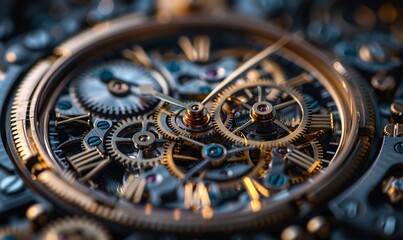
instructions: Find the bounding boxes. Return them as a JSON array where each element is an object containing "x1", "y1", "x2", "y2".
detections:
[
  {"x1": 162, "y1": 141, "x2": 269, "y2": 190},
  {"x1": 71, "y1": 60, "x2": 168, "y2": 119},
  {"x1": 105, "y1": 117, "x2": 167, "y2": 167},
  {"x1": 154, "y1": 101, "x2": 233, "y2": 140},
  {"x1": 212, "y1": 80, "x2": 311, "y2": 149},
  {"x1": 40, "y1": 216, "x2": 110, "y2": 240}
]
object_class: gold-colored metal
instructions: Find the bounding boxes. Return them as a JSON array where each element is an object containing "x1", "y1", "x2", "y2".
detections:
[
  {"x1": 391, "y1": 101, "x2": 403, "y2": 123},
  {"x1": 154, "y1": 101, "x2": 232, "y2": 140},
  {"x1": 7, "y1": 14, "x2": 370, "y2": 232},
  {"x1": 119, "y1": 174, "x2": 147, "y2": 204},
  {"x1": 40, "y1": 216, "x2": 111, "y2": 240},
  {"x1": 383, "y1": 123, "x2": 403, "y2": 137},
  {"x1": 162, "y1": 141, "x2": 269, "y2": 191},
  {"x1": 382, "y1": 177, "x2": 403, "y2": 203},
  {"x1": 212, "y1": 80, "x2": 311, "y2": 149}
]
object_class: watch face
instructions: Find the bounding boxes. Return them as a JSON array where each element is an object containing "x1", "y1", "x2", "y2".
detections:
[{"x1": 6, "y1": 15, "x2": 374, "y2": 232}]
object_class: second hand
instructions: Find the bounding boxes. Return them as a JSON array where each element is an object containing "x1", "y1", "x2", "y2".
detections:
[{"x1": 201, "y1": 35, "x2": 292, "y2": 105}]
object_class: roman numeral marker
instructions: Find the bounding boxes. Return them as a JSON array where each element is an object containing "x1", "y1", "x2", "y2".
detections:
[
  {"x1": 286, "y1": 149, "x2": 322, "y2": 174},
  {"x1": 309, "y1": 113, "x2": 334, "y2": 132},
  {"x1": 119, "y1": 174, "x2": 147, "y2": 204},
  {"x1": 178, "y1": 35, "x2": 210, "y2": 62},
  {"x1": 67, "y1": 147, "x2": 109, "y2": 181},
  {"x1": 122, "y1": 45, "x2": 153, "y2": 68},
  {"x1": 242, "y1": 176, "x2": 270, "y2": 212},
  {"x1": 55, "y1": 113, "x2": 91, "y2": 128},
  {"x1": 184, "y1": 182, "x2": 214, "y2": 219}
]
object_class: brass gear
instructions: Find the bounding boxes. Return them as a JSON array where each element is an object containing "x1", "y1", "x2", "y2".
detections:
[
  {"x1": 40, "y1": 216, "x2": 110, "y2": 240},
  {"x1": 154, "y1": 101, "x2": 233, "y2": 140},
  {"x1": 212, "y1": 80, "x2": 311, "y2": 149},
  {"x1": 105, "y1": 116, "x2": 167, "y2": 167},
  {"x1": 161, "y1": 141, "x2": 269, "y2": 190}
]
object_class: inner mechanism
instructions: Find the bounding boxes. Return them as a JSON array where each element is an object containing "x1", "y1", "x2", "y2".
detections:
[
  {"x1": 250, "y1": 101, "x2": 276, "y2": 121},
  {"x1": 183, "y1": 102, "x2": 211, "y2": 128},
  {"x1": 213, "y1": 80, "x2": 311, "y2": 148},
  {"x1": 6, "y1": 16, "x2": 370, "y2": 233},
  {"x1": 71, "y1": 60, "x2": 168, "y2": 119},
  {"x1": 105, "y1": 117, "x2": 167, "y2": 167}
]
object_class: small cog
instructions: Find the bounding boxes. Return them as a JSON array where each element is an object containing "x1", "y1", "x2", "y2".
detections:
[
  {"x1": 71, "y1": 60, "x2": 168, "y2": 119},
  {"x1": 105, "y1": 116, "x2": 167, "y2": 167},
  {"x1": 40, "y1": 216, "x2": 110, "y2": 240},
  {"x1": 154, "y1": 101, "x2": 232, "y2": 140},
  {"x1": 212, "y1": 80, "x2": 311, "y2": 149}
]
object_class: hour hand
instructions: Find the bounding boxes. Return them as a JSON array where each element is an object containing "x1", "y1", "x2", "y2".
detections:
[{"x1": 138, "y1": 85, "x2": 188, "y2": 108}]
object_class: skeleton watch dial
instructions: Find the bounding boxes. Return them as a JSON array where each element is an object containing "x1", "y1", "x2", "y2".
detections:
[{"x1": 6, "y1": 14, "x2": 374, "y2": 233}]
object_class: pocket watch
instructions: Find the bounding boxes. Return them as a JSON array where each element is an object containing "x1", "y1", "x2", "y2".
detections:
[{"x1": 0, "y1": 1, "x2": 402, "y2": 239}]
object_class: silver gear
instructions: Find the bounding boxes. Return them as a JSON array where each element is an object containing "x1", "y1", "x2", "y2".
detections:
[
  {"x1": 105, "y1": 116, "x2": 167, "y2": 167},
  {"x1": 71, "y1": 60, "x2": 167, "y2": 119}
]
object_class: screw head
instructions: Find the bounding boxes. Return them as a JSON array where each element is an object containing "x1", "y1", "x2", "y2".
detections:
[
  {"x1": 57, "y1": 101, "x2": 72, "y2": 110},
  {"x1": 96, "y1": 121, "x2": 110, "y2": 130},
  {"x1": 395, "y1": 142, "x2": 403, "y2": 154},
  {"x1": 0, "y1": 175, "x2": 24, "y2": 195},
  {"x1": 87, "y1": 136, "x2": 102, "y2": 147}
]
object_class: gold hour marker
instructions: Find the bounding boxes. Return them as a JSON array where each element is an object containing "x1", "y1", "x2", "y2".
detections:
[
  {"x1": 242, "y1": 176, "x2": 270, "y2": 212},
  {"x1": 55, "y1": 113, "x2": 91, "y2": 128},
  {"x1": 178, "y1": 35, "x2": 210, "y2": 62},
  {"x1": 286, "y1": 149, "x2": 322, "y2": 174},
  {"x1": 122, "y1": 45, "x2": 153, "y2": 68},
  {"x1": 184, "y1": 182, "x2": 214, "y2": 220},
  {"x1": 67, "y1": 147, "x2": 109, "y2": 181},
  {"x1": 309, "y1": 113, "x2": 334, "y2": 132},
  {"x1": 119, "y1": 174, "x2": 147, "y2": 204},
  {"x1": 286, "y1": 72, "x2": 313, "y2": 87}
]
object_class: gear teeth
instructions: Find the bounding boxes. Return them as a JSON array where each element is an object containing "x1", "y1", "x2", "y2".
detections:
[
  {"x1": 105, "y1": 116, "x2": 166, "y2": 167},
  {"x1": 212, "y1": 80, "x2": 311, "y2": 150},
  {"x1": 154, "y1": 102, "x2": 233, "y2": 141},
  {"x1": 40, "y1": 216, "x2": 111, "y2": 240},
  {"x1": 70, "y1": 60, "x2": 163, "y2": 120}
]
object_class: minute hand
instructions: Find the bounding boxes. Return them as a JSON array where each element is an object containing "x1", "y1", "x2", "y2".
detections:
[{"x1": 201, "y1": 35, "x2": 291, "y2": 105}]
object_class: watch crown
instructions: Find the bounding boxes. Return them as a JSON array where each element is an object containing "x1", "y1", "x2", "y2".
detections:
[{"x1": 383, "y1": 123, "x2": 403, "y2": 137}]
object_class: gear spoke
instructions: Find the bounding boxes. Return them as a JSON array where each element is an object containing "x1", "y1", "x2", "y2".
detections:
[
  {"x1": 272, "y1": 119, "x2": 293, "y2": 134},
  {"x1": 106, "y1": 117, "x2": 166, "y2": 167},
  {"x1": 273, "y1": 99, "x2": 297, "y2": 110},
  {"x1": 233, "y1": 119, "x2": 254, "y2": 134},
  {"x1": 114, "y1": 137, "x2": 132, "y2": 143},
  {"x1": 173, "y1": 154, "x2": 199, "y2": 161},
  {"x1": 257, "y1": 86, "x2": 264, "y2": 102},
  {"x1": 230, "y1": 97, "x2": 252, "y2": 110},
  {"x1": 213, "y1": 80, "x2": 310, "y2": 149}
]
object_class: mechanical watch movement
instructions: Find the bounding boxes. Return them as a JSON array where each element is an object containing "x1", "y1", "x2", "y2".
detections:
[{"x1": 0, "y1": 1, "x2": 402, "y2": 239}]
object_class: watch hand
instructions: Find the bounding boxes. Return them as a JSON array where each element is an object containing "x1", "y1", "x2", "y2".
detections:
[
  {"x1": 181, "y1": 158, "x2": 212, "y2": 183},
  {"x1": 201, "y1": 35, "x2": 291, "y2": 105},
  {"x1": 138, "y1": 85, "x2": 188, "y2": 108}
]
